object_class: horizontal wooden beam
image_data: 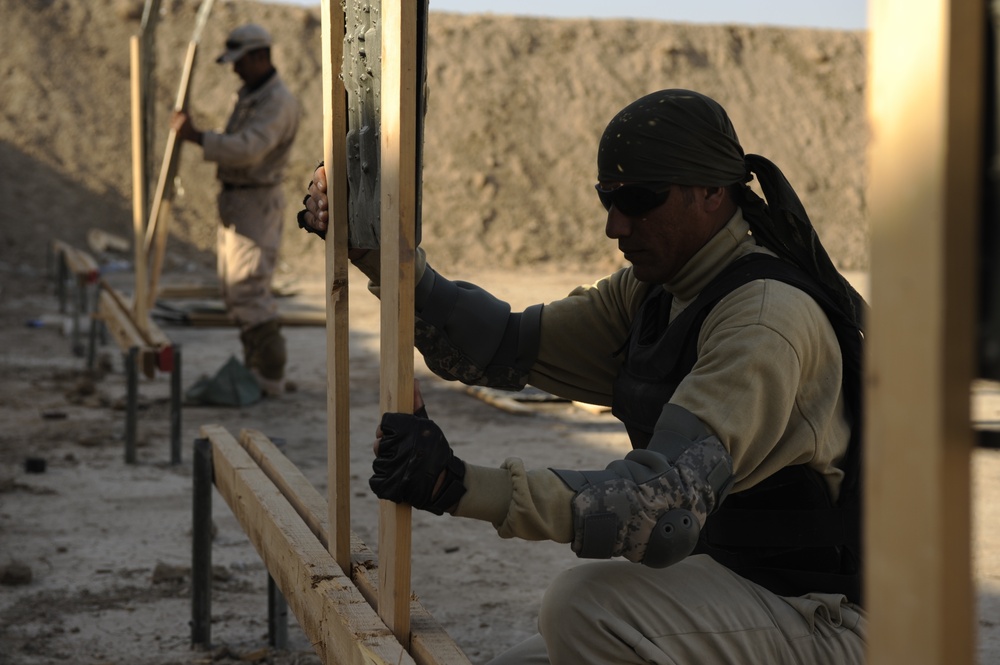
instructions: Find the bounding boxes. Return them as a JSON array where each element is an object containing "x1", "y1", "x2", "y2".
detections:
[
  {"x1": 94, "y1": 283, "x2": 172, "y2": 378},
  {"x1": 237, "y1": 429, "x2": 472, "y2": 665},
  {"x1": 201, "y1": 424, "x2": 414, "y2": 665},
  {"x1": 101, "y1": 280, "x2": 171, "y2": 347},
  {"x1": 52, "y1": 240, "x2": 100, "y2": 283},
  {"x1": 172, "y1": 309, "x2": 325, "y2": 328}
]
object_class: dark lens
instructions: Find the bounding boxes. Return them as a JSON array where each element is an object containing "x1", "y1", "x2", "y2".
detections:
[
  {"x1": 615, "y1": 187, "x2": 668, "y2": 216},
  {"x1": 597, "y1": 187, "x2": 615, "y2": 211},
  {"x1": 226, "y1": 40, "x2": 242, "y2": 50},
  {"x1": 595, "y1": 184, "x2": 669, "y2": 216}
]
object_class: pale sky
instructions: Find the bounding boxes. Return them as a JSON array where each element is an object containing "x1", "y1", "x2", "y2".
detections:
[{"x1": 267, "y1": 0, "x2": 868, "y2": 31}]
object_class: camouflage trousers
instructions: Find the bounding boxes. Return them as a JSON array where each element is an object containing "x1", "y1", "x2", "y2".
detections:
[
  {"x1": 487, "y1": 555, "x2": 866, "y2": 665},
  {"x1": 216, "y1": 185, "x2": 284, "y2": 331}
]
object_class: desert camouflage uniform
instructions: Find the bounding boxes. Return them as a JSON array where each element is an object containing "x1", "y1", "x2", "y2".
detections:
[{"x1": 202, "y1": 70, "x2": 299, "y2": 330}]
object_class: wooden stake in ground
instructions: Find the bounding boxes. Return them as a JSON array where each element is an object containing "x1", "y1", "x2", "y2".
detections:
[
  {"x1": 144, "y1": 0, "x2": 214, "y2": 312},
  {"x1": 865, "y1": 0, "x2": 979, "y2": 662},
  {"x1": 320, "y1": 0, "x2": 353, "y2": 575},
  {"x1": 323, "y1": 0, "x2": 433, "y2": 650},
  {"x1": 377, "y1": 0, "x2": 421, "y2": 645},
  {"x1": 139, "y1": 0, "x2": 163, "y2": 216},
  {"x1": 129, "y1": 35, "x2": 150, "y2": 330}
]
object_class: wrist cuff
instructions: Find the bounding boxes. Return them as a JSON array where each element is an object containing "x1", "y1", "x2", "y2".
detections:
[{"x1": 426, "y1": 457, "x2": 467, "y2": 515}]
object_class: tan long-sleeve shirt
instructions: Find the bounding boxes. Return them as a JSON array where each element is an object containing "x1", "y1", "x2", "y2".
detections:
[
  {"x1": 453, "y1": 210, "x2": 850, "y2": 545},
  {"x1": 202, "y1": 71, "x2": 299, "y2": 187}
]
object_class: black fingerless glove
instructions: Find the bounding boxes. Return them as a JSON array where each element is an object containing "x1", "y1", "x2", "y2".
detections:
[{"x1": 370, "y1": 412, "x2": 467, "y2": 515}]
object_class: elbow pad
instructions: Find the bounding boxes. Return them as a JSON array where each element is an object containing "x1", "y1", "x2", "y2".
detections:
[
  {"x1": 413, "y1": 265, "x2": 542, "y2": 389},
  {"x1": 552, "y1": 404, "x2": 734, "y2": 567}
]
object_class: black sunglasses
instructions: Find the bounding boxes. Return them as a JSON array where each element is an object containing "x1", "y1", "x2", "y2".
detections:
[{"x1": 595, "y1": 183, "x2": 672, "y2": 217}]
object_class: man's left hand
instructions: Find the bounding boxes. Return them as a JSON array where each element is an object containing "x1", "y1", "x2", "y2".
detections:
[{"x1": 370, "y1": 412, "x2": 467, "y2": 515}]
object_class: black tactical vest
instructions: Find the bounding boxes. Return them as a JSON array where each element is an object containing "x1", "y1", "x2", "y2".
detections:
[{"x1": 611, "y1": 253, "x2": 864, "y2": 604}]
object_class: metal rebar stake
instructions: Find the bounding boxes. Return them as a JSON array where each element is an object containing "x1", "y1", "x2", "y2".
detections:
[
  {"x1": 170, "y1": 345, "x2": 182, "y2": 465},
  {"x1": 124, "y1": 347, "x2": 139, "y2": 464},
  {"x1": 56, "y1": 254, "x2": 68, "y2": 313},
  {"x1": 86, "y1": 283, "x2": 103, "y2": 371},
  {"x1": 267, "y1": 574, "x2": 288, "y2": 649},
  {"x1": 71, "y1": 278, "x2": 86, "y2": 357},
  {"x1": 191, "y1": 437, "x2": 212, "y2": 648}
]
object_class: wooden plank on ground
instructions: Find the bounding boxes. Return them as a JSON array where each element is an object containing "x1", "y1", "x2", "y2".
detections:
[
  {"x1": 865, "y1": 0, "x2": 978, "y2": 663},
  {"x1": 238, "y1": 429, "x2": 473, "y2": 665},
  {"x1": 201, "y1": 424, "x2": 414, "y2": 665},
  {"x1": 170, "y1": 308, "x2": 325, "y2": 327},
  {"x1": 378, "y1": 0, "x2": 418, "y2": 644},
  {"x1": 155, "y1": 282, "x2": 300, "y2": 300}
]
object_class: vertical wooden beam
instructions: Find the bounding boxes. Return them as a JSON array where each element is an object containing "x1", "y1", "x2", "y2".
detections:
[
  {"x1": 130, "y1": 35, "x2": 150, "y2": 331},
  {"x1": 865, "y1": 1, "x2": 981, "y2": 663},
  {"x1": 139, "y1": 0, "x2": 163, "y2": 215},
  {"x1": 379, "y1": 0, "x2": 418, "y2": 646},
  {"x1": 321, "y1": 0, "x2": 353, "y2": 573},
  {"x1": 145, "y1": 38, "x2": 198, "y2": 307}
]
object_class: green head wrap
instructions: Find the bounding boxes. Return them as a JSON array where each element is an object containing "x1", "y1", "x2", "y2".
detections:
[
  {"x1": 597, "y1": 89, "x2": 748, "y2": 186},
  {"x1": 598, "y1": 89, "x2": 867, "y2": 330}
]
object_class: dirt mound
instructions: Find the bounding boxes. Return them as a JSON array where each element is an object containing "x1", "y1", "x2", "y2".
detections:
[{"x1": 0, "y1": 0, "x2": 867, "y2": 278}]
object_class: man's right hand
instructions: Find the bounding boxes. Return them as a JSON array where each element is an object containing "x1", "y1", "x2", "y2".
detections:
[
  {"x1": 297, "y1": 163, "x2": 370, "y2": 260},
  {"x1": 171, "y1": 111, "x2": 203, "y2": 145},
  {"x1": 298, "y1": 163, "x2": 329, "y2": 237},
  {"x1": 370, "y1": 411, "x2": 466, "y2": 516}
]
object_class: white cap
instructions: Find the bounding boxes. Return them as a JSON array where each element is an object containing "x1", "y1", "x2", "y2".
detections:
[{"x1": 216, "y1": 24, "x2": 272, "y2": 64}]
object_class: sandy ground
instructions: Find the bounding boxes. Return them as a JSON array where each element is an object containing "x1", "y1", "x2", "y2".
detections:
[{"x1": 1, "y1": 255, "x2": 999, "y2": 664}]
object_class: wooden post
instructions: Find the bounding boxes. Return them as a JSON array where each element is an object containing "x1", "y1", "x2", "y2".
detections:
[
  {"x1": 378, "y1": 0, "x2": 418, "y2": 646},
  {"x1": 130, "y1": 35, "x2": 150, "y2": 331},
  {"x1": 865, "y1": 0, "x2": 980, "y2": 662},
  {"x1": 139, "y1": 0, "x2": 163, "y2": 216},
  {"x1": 320, "y1": 0, "x2": 353, "y2": 573}
]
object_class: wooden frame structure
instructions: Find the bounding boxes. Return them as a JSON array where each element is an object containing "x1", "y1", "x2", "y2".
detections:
[
  {"x1": 193, "y1": 426, "x2": 470, "y2": 663},
  {"x1": 144, "y1": 0, "x2": 214, "y2": 307},
  {"x1": 50, "y1": 239, "x2": 101, "y2": 356},
  {"x1": 47, "y1": 2, "x2": 184, "y2": 466},
  {"x1": 190, "y1": 1, "x2": 469, "y2": 662},
  {"x1": 89, "y1": 0, "x2": 210, "y2": 356},
  {"x1": 865, "y1": 0, "x2": 980, "y2": 662}
]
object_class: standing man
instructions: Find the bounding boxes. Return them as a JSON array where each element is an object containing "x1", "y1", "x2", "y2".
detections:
[
  {"x1": 300, "y1": 89, "x2": 867, "y2": 663},
  {"x1": 172, "y1": 23, "x2": 300, "y2": 395}
]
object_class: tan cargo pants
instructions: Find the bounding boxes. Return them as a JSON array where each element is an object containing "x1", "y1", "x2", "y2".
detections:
[
  {"x1": 488, "y1": 554, "x2": 865, "y2": 665},
  {"x1": 216, "y1": 185, "x2": 284, "y2": 330}
]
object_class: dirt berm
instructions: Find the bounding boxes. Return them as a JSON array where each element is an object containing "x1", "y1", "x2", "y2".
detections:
[{"x1": 0, "y1": 0, "x2": 868, "y2": 277}]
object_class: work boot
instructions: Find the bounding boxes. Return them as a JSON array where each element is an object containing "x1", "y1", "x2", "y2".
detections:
[{"x1": 240, "y1": 319, "x2": 287, "y2": 397}]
